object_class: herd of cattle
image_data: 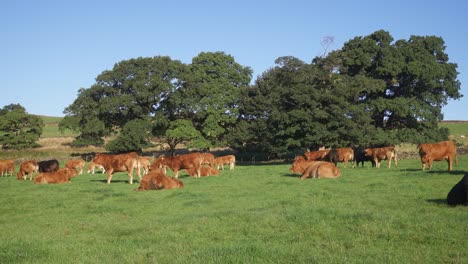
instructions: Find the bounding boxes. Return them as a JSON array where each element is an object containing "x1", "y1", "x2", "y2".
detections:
[
  {"x1": 0, "y1": 140, "x2": 465, "y2": 205},
  {"x1": 0, "y1": 152, "x2": 236, "y2": 190},
  {"x1": 289, "y1": 140, "x2": 459, "y2": 179}
]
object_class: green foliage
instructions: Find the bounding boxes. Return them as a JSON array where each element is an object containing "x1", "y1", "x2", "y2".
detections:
[
  {"x1": 232, "y1": 31, "x2": 461, "y2": 156},
  {"x1": 1, "y1": 157, "x2": 467, "y2": 263},
  {"x1": 164, "y1": 51, "x2": 253, "y2": 146},
  {"x1": 163, "y1": 119, "x2": 210, "y2": 154},
  {"x1": 60, "y1": 56, "x2": 184, "y2": 146},
  {"x1": 105, "y1": 119, "x2": 153, "y2": 153},
  {"x1": 0, "y1": 104, "x2": 44, "y2": 149}
]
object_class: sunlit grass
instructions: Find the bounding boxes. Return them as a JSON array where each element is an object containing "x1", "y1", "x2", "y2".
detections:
[{"x1": 0, "y1": 157, "x2": 466, "y2": 263}]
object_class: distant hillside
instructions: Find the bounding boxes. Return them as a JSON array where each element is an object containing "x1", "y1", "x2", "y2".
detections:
[{"x1": 37, "y1": 115, "x2": 78, "y2": 138}]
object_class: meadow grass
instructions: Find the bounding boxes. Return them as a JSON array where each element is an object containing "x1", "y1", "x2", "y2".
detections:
[{"x1": 0, "y1": 157, "x2": 467, "y2": 263}]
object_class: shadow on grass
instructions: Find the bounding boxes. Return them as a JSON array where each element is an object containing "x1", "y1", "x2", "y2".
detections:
[
  {"x1": 281, "y1": 173, "x2": 300, "y2": 178},
  {"x1": 426, "y1": 198, "x2": 448, "y2": 205},
  {"x1": 90, "y1": 179, "x2": 137, "y2": 184}
]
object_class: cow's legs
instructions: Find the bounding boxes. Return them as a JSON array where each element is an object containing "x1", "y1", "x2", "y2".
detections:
[
  {"x1": 448, "y1": 157, "x2": 453, "y2": 171},
  {"x1": 106, "y1": 169, "x2": 114, "y2": 184}
]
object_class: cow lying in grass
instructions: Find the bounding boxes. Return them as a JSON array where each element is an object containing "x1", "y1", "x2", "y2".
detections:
[
  {"x1": 185, "y1": 166, "x2": 220, "y2": 177},
  {"x1": 300, "y1": 161, "x2": 341, "y2": 180},
  {"x1": 136, "y1": 169, "x2": 184, "y2": 191},
  {"x1": 34, "y1": 168, "x2": 76, "y2": 184}
]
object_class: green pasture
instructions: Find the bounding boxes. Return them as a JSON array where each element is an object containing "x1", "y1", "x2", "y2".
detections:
[
  {"x1": 440, "y1": 122, "x2": 468, "y2": 145},
  {"x1": 0, "y1": 157, "x2": 467, "y2": 263}
]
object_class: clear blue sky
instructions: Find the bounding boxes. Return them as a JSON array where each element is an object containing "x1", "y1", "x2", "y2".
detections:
[{"x1": 2, "y1": 0, "x2": 467, "y2": 120}]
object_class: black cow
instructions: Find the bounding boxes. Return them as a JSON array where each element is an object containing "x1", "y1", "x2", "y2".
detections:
[
  {"x1": 353, "y1": 146, "x2": 375, "y2": 167},
  {"x1": 38, "y1": 159, "x2": 59, "y2": 173},
  {"x1": 447, "y1": 173, "x2": 468, "y2": 206}
]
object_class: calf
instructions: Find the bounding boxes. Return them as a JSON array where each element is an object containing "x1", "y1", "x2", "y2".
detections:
[
  {"x1": 214, "y1": 155, "x2": 236, "y2": 170},
  {"x1": 86, "y1": 161, "x2": 106, "y2": 174},
  {"x1": 300, "y1": 161, "x2": 341, "y2": 180},
  {"x1": 364, "y1": 146, "x2": 397, "y2": 168},
  {"x1": 65, "y1": 158, "x2": 85, "y2": 175},
  {"x1": 38, "y1": 159, "x2": 59, "y2": 173},
  {"x1": 138, "y1": 156, "x2": 152, "y2": 175},
  {"x1": 17, "y1": 160, "x2": 39, "y2": 180},
  {"x1": 34, "y1": 168, "x2": 74, "y2": 184},
  {"x1": 136, "y1": 169, "x2": 184, "y2": 191}
]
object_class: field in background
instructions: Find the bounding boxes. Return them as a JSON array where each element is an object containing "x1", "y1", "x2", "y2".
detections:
[{"x1": 0, "y1": 157, "x2": 466, "y2": 263}]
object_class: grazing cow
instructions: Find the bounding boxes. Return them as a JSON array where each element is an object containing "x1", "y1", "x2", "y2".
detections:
[
  {"x1": 214, "y1": 155, "x2": 236, "y2": 170},
  {"x1": 364, "y1": 146, "x2": 398, "y2": 168},
  {"x1": 92, "y1": 152, "x2": 141, "y2": 184},
  {"x1": 158, "y1": 152, "x2": 204, "y2": 178},
  {"x1": 17, "y1": 160, "x2": 39, "y2": 180},
  {"x1": 34, "y1": 168, "x2": 74, "y2": 184},
  {"x1": 38, "y1": 159, "x2": 59, "y2": 173},
  {"x1": 290, "y1": 159, "x2": 319, "y2": 174},
  {"x1": 300, "y1": 161, "x2": 341, "y2": 180},
  {"x1": 0, "y1": 159, "x2": 15, "y2": 176},
  {"x1": 418, "y1": 141, "x2": 457, "y2": 171},
  {"x1": 86, "y1": 161, "x2": 106, "y2": 174},
  {"x1": 135, "y1": 169, "x2": 184, "y2": 191},
  {"x1": 352, "y1": 146, "x2": 375, "y2": 167},
  {"x1": 138, "y1": 156, "x2": 152, "y2": 175},
  {"x1": 201, "y1": 153, "x2": 216, "y2": 167},
  {"x1": 185, "y1": 166, "x2": 220, "y2": 177},
  {"x1": 65, "y1": 158, "x2": 85, "y2": 175},
  {"x1": 447, "y1": 173, "x2": 468, "y2": 206},
  {"x1": 150, "y1": 157, "x2": 167, "y2": 174},
  {"x1": 304, "y1": 149, "x2": 330, "y2": 161}
]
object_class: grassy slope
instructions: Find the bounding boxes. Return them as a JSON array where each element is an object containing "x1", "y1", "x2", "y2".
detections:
[{"x1": 0, "y1": 158, "x2": 467, "y2": 263}]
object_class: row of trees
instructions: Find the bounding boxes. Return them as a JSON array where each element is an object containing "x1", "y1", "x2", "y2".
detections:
[{"x1": 1, "y1": 30, "x2": 462, "y2": 158}]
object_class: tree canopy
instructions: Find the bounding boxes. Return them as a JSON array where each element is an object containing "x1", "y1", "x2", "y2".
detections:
[
  {"x1": 59, "y1": 30, "x2": 461, "y2": 157},
  {"x1": 0, "y1": 104, "x2": 44, "y2": 149}
]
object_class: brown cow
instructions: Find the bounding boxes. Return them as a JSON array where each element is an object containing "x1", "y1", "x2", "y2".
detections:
[
  {"x1": 92, "y1": 152, "x2": 141, "y2": 184},
  {"x1": 65, "y1": 158, "x2": 85, "y2": 175},
  {"x1": 17, "y1": 160, "x2": 39, "y2": 180},
  {"x1": 34, "y1": 168, "x2": 74, "y2": 184},
  {"x1": 185, "y1": 166, "x2": 220, "y2": 177},
  {"x1": 304, "y1": 149, "x2": 329, "y2": 161},
  {"x1": 364, "y1": 146, "x2": 398, "y2": 168},
  {"x1": 201, "y1": 153, "x2": 216, "y2": 167},
  {"x1": 158, "y1": 152, "x2": 204, "y2": 178},
  {"x1": 0, "y1": 159, "x2": 15, "y2": 176},
  {"x1": 418, "y1": 141, "x2": 458, "y2": 171},
  {"x1": 214, "y1": 155, "x2": 236, "y2": 170},
  {"x1": 300, "y1": 161, "x2": 341, "y2": 180},
  {"x1": 86, "y1": 161, "x2": 106, "y2": 174},
  {"x1": 135, "y1": 169, "x2": 184, "y2": 191},
  {"x1": 289, "y1": 159, "x2": 320, "y2": 174},
  {"x1": 333, "y1": 148, "x2": 355, "y2": 168}
]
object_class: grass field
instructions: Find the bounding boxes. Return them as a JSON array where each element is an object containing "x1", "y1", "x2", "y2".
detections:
[{"x1": 0, "y1": 157, "x2": 466, "y2": 263}]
